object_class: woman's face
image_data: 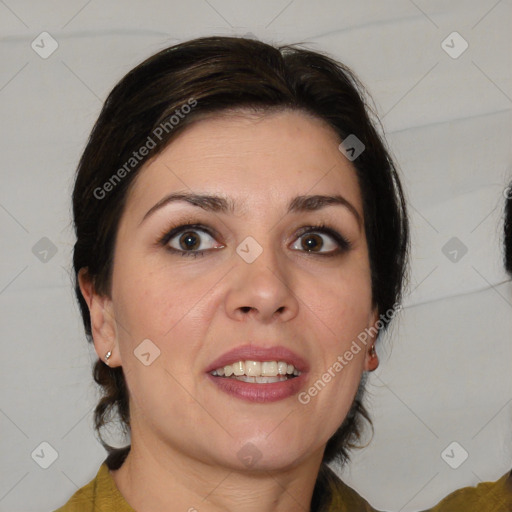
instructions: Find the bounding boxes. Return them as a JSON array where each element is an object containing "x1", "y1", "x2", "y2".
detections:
[{"x1": 86, "y1": 110, "x2": 379, "y2": 471}]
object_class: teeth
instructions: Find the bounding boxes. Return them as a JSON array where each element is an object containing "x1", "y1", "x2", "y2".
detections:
[
  {"x1": 261, "y1": 361, "x2": 277, "y2": 376},
  {"x1": 211, "y1": 360, "x2": 301, "y2": 378},
  {"x1": 230, "y1": 375, "x2": 289, "y2": 383},
  {"x1": 233, "y1": 361, "x2": 244, "y2": 376},
  {"x1": 245, "y1": 361, "x2": 261, "y2": 377}
]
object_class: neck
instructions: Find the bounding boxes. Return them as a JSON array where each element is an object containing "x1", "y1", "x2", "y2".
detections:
[{"x1": 110, "y1": 435, "x2": 325, "y2": 512}]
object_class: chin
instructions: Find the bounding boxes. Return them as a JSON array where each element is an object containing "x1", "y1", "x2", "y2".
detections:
[{"x1": 219, "y1": 435, "x2": 314, "y2": 473}]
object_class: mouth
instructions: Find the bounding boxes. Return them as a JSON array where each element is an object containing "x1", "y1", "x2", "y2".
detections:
[{"x1": 206, "y1": 345, "x2": 308, "y2": 402}]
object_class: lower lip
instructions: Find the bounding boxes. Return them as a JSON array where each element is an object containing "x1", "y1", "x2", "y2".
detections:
[{"x1": 206, "y1": 373, "x2": 307, "y2": 403}]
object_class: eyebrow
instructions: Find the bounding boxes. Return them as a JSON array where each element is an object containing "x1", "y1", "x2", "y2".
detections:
[{"x1": 140, "y1": 192, "x2": 362, "y2": 228}]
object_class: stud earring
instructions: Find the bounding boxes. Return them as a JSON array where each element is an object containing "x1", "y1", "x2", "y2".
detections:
[{"x1": 104, "y1": 350, "x2": 112, "y2": 366}]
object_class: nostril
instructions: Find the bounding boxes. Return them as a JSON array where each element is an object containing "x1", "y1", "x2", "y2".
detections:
[{"x1": 240, "y1": 306, "x2": 252, "y2": 313}]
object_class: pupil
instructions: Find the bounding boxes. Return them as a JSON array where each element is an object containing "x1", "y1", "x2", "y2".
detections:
[
  {"x1": 303, "y1": 234, "x2": 322, "y2": 251},
  {"x1": 180, "y1": 231, "x2": 199, "y2": 250}
]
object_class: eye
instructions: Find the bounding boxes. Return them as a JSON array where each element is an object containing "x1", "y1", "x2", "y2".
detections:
[
  {"x1": 159, "y1": 223, "x2": 224, "y2": 257},
  {"x1": 290, "y1": 225, "x2": 351, "y2": 256},
  {"x1": 157, "y1": 222, "x2": 350, "y2": 258}
]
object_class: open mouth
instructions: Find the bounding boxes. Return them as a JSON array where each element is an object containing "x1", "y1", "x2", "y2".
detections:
[{"x1": 210, "y1": 360, "x2": 301, "y2": 384}]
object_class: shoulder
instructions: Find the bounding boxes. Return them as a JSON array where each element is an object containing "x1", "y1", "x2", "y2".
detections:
[
  {"x1": 315, "y1": 464, "x2": 382, "y2": 512},
  {"x1": 317, "y1": 465, "x2": 512, "y2": 512},
  {"x1": 53, "y1": 463, "x2": 104, "y2": 512},
  {"x1": 426, "y1": 470, "x2": 512, "y2": 512},
  {"x1": 53, "y1": 457, "x2": 135, "y2": 512}
]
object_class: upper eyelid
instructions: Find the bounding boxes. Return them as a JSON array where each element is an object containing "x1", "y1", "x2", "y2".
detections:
[{"x1": 158, "y1": 223, "x2": 217, "y2": 244}]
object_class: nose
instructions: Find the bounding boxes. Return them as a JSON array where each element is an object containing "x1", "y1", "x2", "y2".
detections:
[{"x1": 224, "y1": 246, "x2": 299, "y2": 324}]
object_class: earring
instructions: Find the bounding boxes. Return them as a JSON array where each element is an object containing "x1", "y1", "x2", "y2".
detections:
[
  {"x1": 369, "y1": 344, "x2": 376, "y2": 357},
  {"x1": 104, "y1": 350, "x2": 112, "y2": 366}
]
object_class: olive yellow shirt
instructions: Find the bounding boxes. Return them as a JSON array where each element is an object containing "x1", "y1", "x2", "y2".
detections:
[{"x1": 54, "y1": 453, "x2": 512, "y2": 512}]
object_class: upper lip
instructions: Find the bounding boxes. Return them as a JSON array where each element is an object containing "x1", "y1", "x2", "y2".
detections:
[{"x1": 205, "y1": 344, "x2": 309, "y2": 374}]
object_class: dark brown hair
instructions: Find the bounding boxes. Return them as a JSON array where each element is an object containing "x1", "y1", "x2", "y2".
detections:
[
  {"x1": 505, "y1": 185, "x2": 512, "y2": 275},
  {"x1": 72, "y1": 35, "x2": 409, "y2": 468}
]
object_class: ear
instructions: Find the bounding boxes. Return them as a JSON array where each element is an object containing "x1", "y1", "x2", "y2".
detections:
[
  {"x1": 78, "y1": 268, "x2": 121, "y2": 367},
  {"x1": 363, "y1": 307, "x2": 380, "y2": 372}
]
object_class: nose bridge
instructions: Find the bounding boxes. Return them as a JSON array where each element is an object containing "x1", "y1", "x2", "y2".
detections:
[
  {"x1": 226, "y1": 230, "x2": 299, "y2": 322},
  {"x1": 238, "y1": 231, "x2": 288, "y2": 295}
]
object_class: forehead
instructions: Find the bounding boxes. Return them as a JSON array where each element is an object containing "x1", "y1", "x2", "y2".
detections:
[{"x1": 125, "y1": 110, "x2": 363, "y2": 219}]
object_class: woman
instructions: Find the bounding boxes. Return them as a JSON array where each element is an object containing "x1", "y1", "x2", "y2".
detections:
[{"x1": 55, "y1": 36, "x2": 510, "y2": 511}]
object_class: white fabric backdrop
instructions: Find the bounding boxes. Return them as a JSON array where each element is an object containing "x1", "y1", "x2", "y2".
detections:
[{"x1": 1, "y1": 1, "x2": 511, "y2": 511}]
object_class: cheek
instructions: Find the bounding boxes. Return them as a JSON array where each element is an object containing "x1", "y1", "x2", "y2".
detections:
[
  {"x1": 111, "y1": 269, "x2": 205, "y2": 403},
  {"x1": 305, "y1": 263, "x2": 373, "y2": 346},
  {"x1": 111, "y1": 257, "x2": 221, "y2": 390},
  {"x1": 112, "y1": 257, "x2": 207, "y2": 340}
]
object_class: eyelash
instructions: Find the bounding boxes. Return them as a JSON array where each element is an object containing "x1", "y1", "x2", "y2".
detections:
[{"x1": 156, "y1": 221, "x2": 352, "y2": 258}]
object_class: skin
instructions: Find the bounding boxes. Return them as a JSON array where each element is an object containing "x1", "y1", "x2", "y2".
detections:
[{"x1": 79, "y1": 109, "x2": 380, "y2": 511}]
